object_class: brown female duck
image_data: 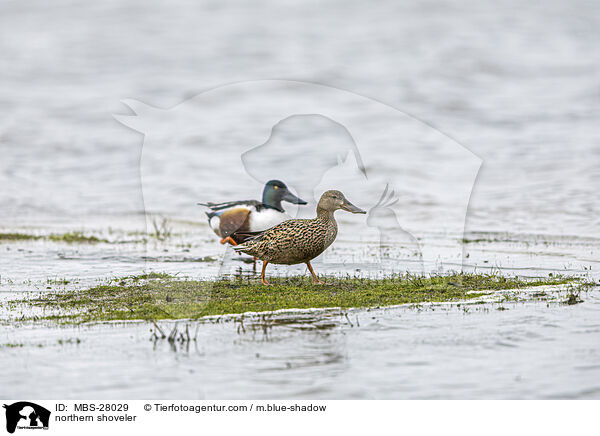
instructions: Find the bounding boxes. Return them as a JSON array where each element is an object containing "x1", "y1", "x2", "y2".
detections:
[{"x1": 234, "y1": 190, "x2": 366, "y2": 285}]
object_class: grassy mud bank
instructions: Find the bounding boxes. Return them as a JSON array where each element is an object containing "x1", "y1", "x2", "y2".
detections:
[
  {"x1": 4, "y1": 272, "x2": 591, "y2": 325},
  {"x1": 0, "y1": 231, "x2": 108, "y2": 244}
]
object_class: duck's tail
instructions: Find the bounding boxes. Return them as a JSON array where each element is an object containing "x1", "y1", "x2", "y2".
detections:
[
  {"x1": 204, "y1": 210, "x2": 218, "y2": 220},
  {"x1": 232, "y1": 244, "x2": 249, "y2": 254},
  {"x1": 232, "y1": 242, "x2": 255, "y2": 255},
  {"x1": 198, "y1": 202, "x2": 219, "y2": 221},
  {"x1": 231, "y1": 230, "x2": 265, "y2": 253}
]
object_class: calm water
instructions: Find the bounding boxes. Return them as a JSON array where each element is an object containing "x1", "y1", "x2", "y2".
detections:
[
  {"x1": 2, "y1": 290, "x2": 600, "y2": 400},
  {"x1": 0, "y1": 0, "x2": 599, "y2": 398}
]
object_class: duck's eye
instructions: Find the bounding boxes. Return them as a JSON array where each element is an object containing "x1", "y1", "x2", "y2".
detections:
[{"x1": 273, "y1": 186, "x2": 278, "y2": 190}]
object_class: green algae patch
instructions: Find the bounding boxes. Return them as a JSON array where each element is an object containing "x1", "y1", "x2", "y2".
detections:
[
  {"x1": 0, "y1": 231, "x2": 108, "y2": 244},
  {"x1": 48, "y1": 232, "x2": 108, "y2": 244},
  {"x1": 0, "y1": 233, "x2": 43, "y2": 241},
  {"x1": 11, "y1": 273, "x2": 581, "y2": 325}
]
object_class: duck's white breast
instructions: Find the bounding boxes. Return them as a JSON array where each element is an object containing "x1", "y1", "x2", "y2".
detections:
[
  {"x1": 249, "y1": 208, "x2": 289, "y2": 231},
  {"x1": 208, "y1": 215, "x2": 221, "y2": 236}
]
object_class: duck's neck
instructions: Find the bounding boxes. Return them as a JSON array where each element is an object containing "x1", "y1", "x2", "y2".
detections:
[
  {"x1": 316, "y1": 207, "x2": 336, "y2": 222},
  {"x1": 262, "y1": 192, "x2": 284, "y2": 212}
]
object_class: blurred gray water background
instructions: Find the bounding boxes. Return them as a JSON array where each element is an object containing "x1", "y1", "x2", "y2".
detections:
[{"x1": 1, "y1": 0, "x2": 598, "y2": 236}]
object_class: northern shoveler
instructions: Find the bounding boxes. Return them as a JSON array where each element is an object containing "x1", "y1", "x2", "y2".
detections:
[
  {"x1": 198, "y1": 180, "x2": 307, "y2": 245},
  {"x1": 233, "y1": 190, "x2": 366, "y2": 285}
]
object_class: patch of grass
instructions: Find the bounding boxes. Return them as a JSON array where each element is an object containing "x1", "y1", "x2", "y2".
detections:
[
  {"x1": 0, "y1": 233, "x2": 42, "y2": 241},
  {"x1": 57, "y1": 338, "x2": 81, "y2": 345},
  {"x1": 150, "y1": 216, "x2": 172, "y2": 241},
  {"x1": 461, "y1": 237, "x2": 509, "y2": 244},
  {"x1": 12, "y1": 273, "x2": 583, "y2": 325},
  {"x1": 48, "y1": 232, "x2": 107, "y2": 244},
  {"x1": 563, "y1": 284, "x2": 585, "y2": 305},
  {"x1": 122, "y1": 272, "x2": 175, "y2": 281},
  {"x1": 46, "y1": 277, "x2": 74, "y2": 286},
  {"x1": 0, "y1": 231, "x2": 108, "y2": 244}
]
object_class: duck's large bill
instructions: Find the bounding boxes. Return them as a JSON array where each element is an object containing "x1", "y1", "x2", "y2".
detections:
[
  {"x1": 341, "y1": 200, "x2": 366, "y2": 214},
  {"x1": 282, "y1": 190, "x2": 307, "y2": 205}
]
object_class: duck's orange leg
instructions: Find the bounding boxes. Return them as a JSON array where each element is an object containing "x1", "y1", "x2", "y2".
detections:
[
  {"x1": 261, "y1": 261, "x2": 272, "y2": 286},
  {"x1": 306, "y1": 261, "x2": 326, "y2": 284},
  {"x1": 220, "y1": 236, "x2": 238, "y2": 246}
]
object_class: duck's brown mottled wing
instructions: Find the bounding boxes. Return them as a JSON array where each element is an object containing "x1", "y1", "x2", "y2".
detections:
[
  {"x1": 219, "y1": 207, "x2": 251, "y2": 237},
  {"x1": 236, "y1": 219, "x2": 330, "y2": 264}
]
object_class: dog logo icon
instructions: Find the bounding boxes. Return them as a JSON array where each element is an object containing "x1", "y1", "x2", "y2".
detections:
[{"x1": 3, "y1": 402, "x2": 50, "y2": 433}]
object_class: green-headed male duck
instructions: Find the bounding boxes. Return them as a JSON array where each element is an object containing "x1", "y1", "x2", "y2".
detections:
[{"x1": 198, "y1": 180, "x2": 307, "y2": 245}]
